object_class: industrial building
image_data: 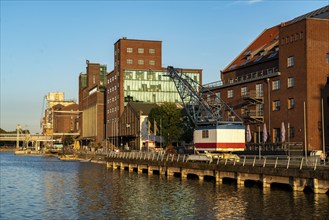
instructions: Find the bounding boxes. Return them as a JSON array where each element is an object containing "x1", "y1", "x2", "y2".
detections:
[
  {"x1": 106, "y1": 38, "x2": 202, "y2": 149},
  {"x1": 204, "y1": 6, "x2": 329, "y2": 154},
  {"x1": 78, "y1": 62, "x2": 107, "y2": 146},
  {"x1": 42, "y1": 92, "x2": 79, "y2": 137}
]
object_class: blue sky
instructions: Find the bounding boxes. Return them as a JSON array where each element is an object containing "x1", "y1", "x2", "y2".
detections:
[{"x1": 1, "y1": 0, "x2": 328, "y2": 133}]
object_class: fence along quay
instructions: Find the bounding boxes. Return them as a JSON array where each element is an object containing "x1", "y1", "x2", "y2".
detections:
[{"x1": 105, "y1": 151, "x2": 329, "y2": 194}]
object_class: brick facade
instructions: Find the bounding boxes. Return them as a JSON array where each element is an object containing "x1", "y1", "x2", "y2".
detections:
[{"x1": 206, "y1": 7, "x2": 329, "y2": 153}]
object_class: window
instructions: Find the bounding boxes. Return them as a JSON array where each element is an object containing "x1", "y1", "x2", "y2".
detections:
[
  {"x1": 149, "y1": 48, "x2": 155, "y2": 54},
  {"x1": 272, "y1": 80, "x2": 280, "y2": 90},
  {"x1": 287, "y1": 56, "x2": 294, "y2": 67},
  {"x1": 288, "y1": 77, "x2": 295, "y2": 88},
  {"x1": 268, "y1": 52, "x2": 278, "y2": 59},
  {"x1": 202, "y1": 130, "x2": 209, "y2": 139},
  {"x1": 289, "y1": 127, "x2": 295, "y2": 138},
  {"x1": 300, "y1": 32, "x2": 303, "y2": 40},
  {"x1": 273, "y1": 128, "x2": 281, "y2": 143},
  {"x1": 288, "y1": 98, "x2": 295, "y2": 109},
  {"x1": 256, "y1": 83, "x2": 263, "y2": 97},
  {"x1": 326, "y1": 53, "x2": 329, "y2": 64},
  {"x1": 256, "y1": 104, "x2": 263, "y2": 116},
  {"x1": 241, "y1": 87, "x2": 248, "y2": 96},
  {"x1": 127, "y1": 59, "x2": 133, "y2": 64},
  {"x1": 227, "y1": 89, "x2": 234, "y2": 98},
  {"x1": 273, "y1": 100, "x2": 281, "y2": 111},
  {"x1": 138, "y1": 48, "x2": 144, "y2": 54},
  {"x1": 138, "y1": 59, "x2": 144, "y2": 65},
  {"x1": 149, "y1": 60, "x2": 155, "y2": 65},
  {"x1": 127, "y1": 48, "x2": 133, "y2": 53}
]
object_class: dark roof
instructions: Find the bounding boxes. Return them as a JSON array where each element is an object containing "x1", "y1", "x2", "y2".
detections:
[
  {"x1": 288, "y1": 5, "x2": 329, "y2": 25},
  {"x1": 222, "y1": 5, "x2": 329, "y2": 73},
  {"x1": 223, "y1": 25, "x2": 279, "y2": 72},
  {"x1": 128, "y1": 102, "x2": 158, "y2": 115}
]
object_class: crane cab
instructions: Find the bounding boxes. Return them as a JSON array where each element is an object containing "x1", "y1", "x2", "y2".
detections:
[{"x1": 194, "y1": 125, "x2": 245, "y2": 153}]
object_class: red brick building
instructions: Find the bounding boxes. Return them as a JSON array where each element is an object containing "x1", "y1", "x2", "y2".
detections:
[
  {"x1": 205, "y1": 6, "x2": 329, "y2": 154},
  {"x1": 52, "y1": 103, "x2": 79, "y2": 135},
  {"x1": 78, "y1": 61, "x2": 107, "y2": 146},
  {"x1": 42, "y1": 92, "x2": 79, "y2": 137}
]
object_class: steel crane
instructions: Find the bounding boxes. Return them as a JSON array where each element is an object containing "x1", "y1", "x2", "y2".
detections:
[{"x1": 166, "y1": 66, "x2": 245, "y2": 154}]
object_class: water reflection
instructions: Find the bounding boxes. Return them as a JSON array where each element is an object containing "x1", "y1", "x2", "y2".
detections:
[{"x1": 1, "y1": 153, "x2": 328, "y2": 220}]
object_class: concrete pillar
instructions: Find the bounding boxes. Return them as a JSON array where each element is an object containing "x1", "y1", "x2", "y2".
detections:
[
  {"x1": 237, "y1": 175, "x2": 244, "y2": 186},
  {"x1": 120, "y1": 163, "x2": 124, "y2": 170},
  {"x1": 181, "y1": 170, "x2": 187, "y2": 179},
  {"x1": 137, "y1": 166, "x2": 143, "y2": 174},
  {"x1": 215, "y1": 172, "x2": 222, "y2": 184},
  {"x1": 262, "y1": 176, "x2": 271, "y2": 189},
  {"x1": 114, "y1": 162, "x2": 120, "y2": 169},
  {"x1": 167, "y1": 168, "x2": 174, "y2": 177},
  {"x1": 128, "y1": 165, "x2": 134, "y2": 172},
  {"x1": 148, "y1": 167, "x2": 153, "y2": 175},
  {"x1": 292, "y1": 178, "x2": 306, "y2": 192},
  {"x1": 159, "y1": 167, "x2": 166, "y2": 176},
  {"x1": 313, "y1": 179, "x2": 329, "y2": 194}
]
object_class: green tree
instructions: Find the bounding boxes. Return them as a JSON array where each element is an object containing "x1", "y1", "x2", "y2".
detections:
[
  {"x1": 63, "y1": 135, "x2": 74, "y2": 147},
  {"x1": 148, "y1": 103, "x2": 183, "y2": 147},
  {"x1": 180, "y1": 108, "x2": 194, "y2": 144}
]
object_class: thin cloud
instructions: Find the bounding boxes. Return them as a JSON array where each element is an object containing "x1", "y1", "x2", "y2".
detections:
[
  {"x1": 247, "y1": 0, "x2": 263, "y2": 4},
  {"x1": 229, "y1": 0, "x2": 264, "y2": 6}
]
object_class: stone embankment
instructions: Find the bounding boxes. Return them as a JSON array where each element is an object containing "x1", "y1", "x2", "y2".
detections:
[{"x1": 105, "y1": 151, "x2": 329, "y2": 194}]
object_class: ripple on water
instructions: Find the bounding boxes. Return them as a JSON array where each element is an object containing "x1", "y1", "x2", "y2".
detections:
[{"x1": 1, "y1": 152, "x2": 328, "y2": 220}]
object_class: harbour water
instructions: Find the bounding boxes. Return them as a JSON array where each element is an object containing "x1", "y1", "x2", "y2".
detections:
[{"x1": 0, "y1": 152, "x2": 328, "y2": 219}]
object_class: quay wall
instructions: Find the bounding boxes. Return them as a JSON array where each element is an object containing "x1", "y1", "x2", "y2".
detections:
[{"x1": 105, "y1": 154, "x2": 329, "y2": 194}]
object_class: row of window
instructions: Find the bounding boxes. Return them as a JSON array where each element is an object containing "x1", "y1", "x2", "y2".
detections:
[
  {"x1": 127, "y1": 48, "x2": 155, "y2": 54},
  {"x1": 107, "y1": 96, "x2": 117, "y2": 104},
  {"x1": 107, "y1": 85, "x2": 117, "y2": 94},
  {"x1": 224, "y1": 77, "x2": 295, "y2": 99},
  {"x1": 107, "y1": 75, "x2": 117, "y2": 84},
  {"x1": 281, "y1": 32, "x2": 303, "y2": 45},
  {"x1": 272, "y1": 98, "x2": 295, "y2": 111},
  {"x1": 201, "y1": 127, "x2": 295, "y2": 140},
  {"x1": 107, "y1": 107, "x2": 117, "y2": 114},
  {"x1": 126, "y1": 59, "x2": 156, "y2": 65},
  {"x1": 124, "y1": 70, "x2": 200, "y2": 82}
]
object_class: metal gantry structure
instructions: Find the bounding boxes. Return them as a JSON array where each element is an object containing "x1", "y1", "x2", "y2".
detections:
[{"x1": 166, "y1": 66, "x2": 243, "y2": 128}]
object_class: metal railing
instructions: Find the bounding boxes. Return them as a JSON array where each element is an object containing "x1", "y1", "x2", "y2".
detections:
[
  {"x1": 203, "y1": 67, "x2": 279, "y2": 89},
  {"x1": 106, "y1": 151, "x2": 328, "y2": 170}
]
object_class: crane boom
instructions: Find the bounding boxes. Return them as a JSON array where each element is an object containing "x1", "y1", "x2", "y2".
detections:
[{"x1": 166, "y1": 66, "x2": 243, "y2": 128}]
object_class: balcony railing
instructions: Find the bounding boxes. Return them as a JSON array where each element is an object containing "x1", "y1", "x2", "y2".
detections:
[
  {"x1": 242, "y1": 90, "x2": 263, "y2": 99},
  {"x1": 242, "y1": 110, "x2": 264, "y2": 118},
  {"x1": 203, "y1": 67, "x2": 280, "y2": 89}
]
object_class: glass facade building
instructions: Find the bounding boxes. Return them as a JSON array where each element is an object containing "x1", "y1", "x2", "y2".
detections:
[{"x1": 123, "y1": 69, "x2": 200, "y2": 104}]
